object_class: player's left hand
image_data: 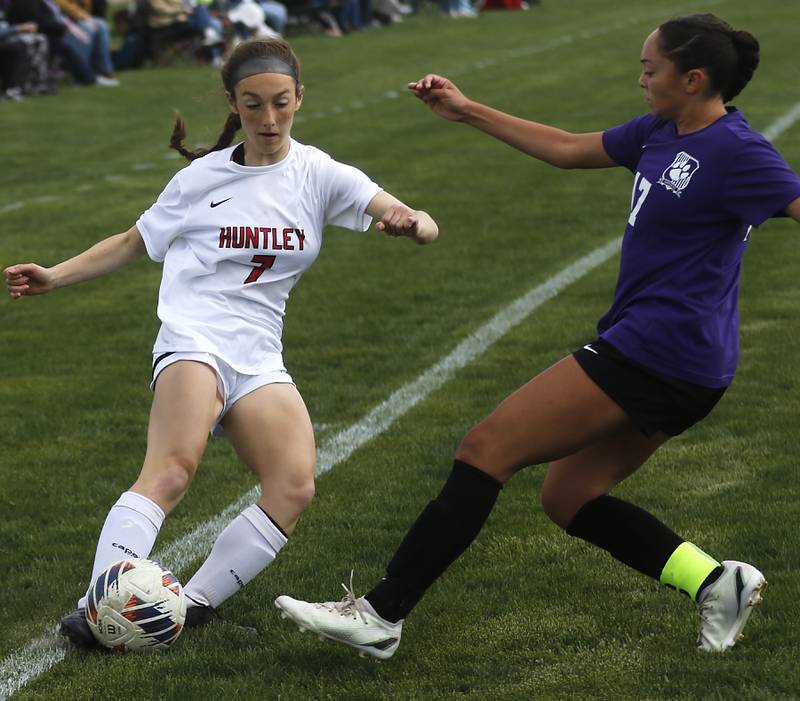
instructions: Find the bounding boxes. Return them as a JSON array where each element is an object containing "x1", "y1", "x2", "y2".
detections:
[{"x1": 376, "y1": 203, "x2": 419, "y2": 239}]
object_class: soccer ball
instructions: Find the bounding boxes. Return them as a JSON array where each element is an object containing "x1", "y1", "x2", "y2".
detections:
[{"x1": 85, "y1": 558, "x2": 186, "y2": 652}]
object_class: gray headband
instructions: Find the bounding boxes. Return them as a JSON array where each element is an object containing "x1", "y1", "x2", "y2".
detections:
[{"x1": 228, "y1": 56, "x2": 299, "y2": 90}]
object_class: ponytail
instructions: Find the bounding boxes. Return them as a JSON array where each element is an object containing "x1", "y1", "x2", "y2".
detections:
[
  {"x1": 169, "y1": 112, "x2": 242, "y2": 162},
  {"x1": 658, "y1": 14, "x2": 760, "y2": 103},
  {"x1": 727, "y1": 29, "x2": 760, "y2": 102}
]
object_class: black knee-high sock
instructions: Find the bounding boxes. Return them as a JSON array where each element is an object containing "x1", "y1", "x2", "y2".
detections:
[
  {"x1": 566, "y1": 494, "x2": 684, "y2": 580},
  {"x1": 366, "y1": 460, "x2": 502, "y2": 623}
]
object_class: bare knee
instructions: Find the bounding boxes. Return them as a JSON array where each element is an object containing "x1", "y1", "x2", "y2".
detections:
[
  {"x1": 134, "y1": 456, "x2": 198, "y2": 511},
  {"x1": 284, "y1": 471, "x2": 316, "y2": 514},
  {"x1": 260, "y1": 463, "x2": 316, "y2": 528},
  {"x1": 282, "y1": 450, "x2": 316, "y2": 511},
  {"x1": 456, "y1": 419, "x2": 528, "y2": 484},
  {"x1": 456, "y1": 421, "x2": 498, "y2": 473}
]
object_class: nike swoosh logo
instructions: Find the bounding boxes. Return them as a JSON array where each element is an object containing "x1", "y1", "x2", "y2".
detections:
[
  {"x1": 734, "y1": 568, "x2": 745, "y2": 616},
  {"x1": 210, "y1": 197, "x2": 232, "y2": 208},
  {"x1": 363, "y1": 637, "x2": 398, "y2": 650},
  {"x1": 583, "y1": 344, "x2": 598, "y2": 355}
]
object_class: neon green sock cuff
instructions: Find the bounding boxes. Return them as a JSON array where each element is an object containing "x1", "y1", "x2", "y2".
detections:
[{"x1": 660, "y1": 542, "x2": 720, "y2": 601}]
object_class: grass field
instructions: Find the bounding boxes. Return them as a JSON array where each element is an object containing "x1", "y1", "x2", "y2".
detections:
[{"x1": 2, "y1": 0, "x2": 800, "y2": 698}]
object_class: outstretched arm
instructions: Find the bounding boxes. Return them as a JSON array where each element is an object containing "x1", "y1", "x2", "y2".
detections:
[
  {"x1": 407, "y1": 74, "x2": 617, "y2": 170},
  {"x1": 4, "y1": 225, "x2": 146, "y2": 299},
  {"x1": 366, "y1": 191, "x2": 439, "y2": 245}
]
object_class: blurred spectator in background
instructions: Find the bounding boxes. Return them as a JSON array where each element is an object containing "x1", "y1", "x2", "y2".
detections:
[
  {"x1": 372, "y1": 0, "x2": 410, "y2": 24},
  {"x1": 7, "y1": 0, "x2": 65, "y2": 50},
  {"x1": 0, "y1": 17, "x2": 30, "y2": 101},
  {"x1": 358, "y1": 0, "x2": 373, "y2": 27},
  {"x1": 302, "y1": 0, "x2": 343, "y2": 37},
  {"x1": 226, "y1": 0, "x2": 279, "y2": 41},
  {"x1": 110, "y1": 1, "x2": 149, "y2": 69},
  {"x1": 113, "y1": 0, "x2": 223, "y2": 70},
  {"x1": 439, "y1": 0, "x2": 475, "y2": 18},
  {"x1": 189, "y1": 0, "x2": 224, "y2": 63},
  {"x1": 6, "y1": 0, "x2": 71, "y2": 85},
  {"x1": 333, "y1": 0, "x2": 361, "y2": 33},
  {"x1": 1, "y1": 0, "x2": 54, "y2": 99},
  {"x1": 148, "y1": 0, "x2": 223, "y2": 51},
  {"x1": 477, "y1": 0, "x2": 535, "y2": 11},
  {"x1": 90, "y1": 0, "x2": 106, "y2": 18},
  {"x1": 256, "y1": 0, "x2": 288, "y2": 35},
  {"x1": 53, "y1": 0, "x2": 119, "y2": 84}
]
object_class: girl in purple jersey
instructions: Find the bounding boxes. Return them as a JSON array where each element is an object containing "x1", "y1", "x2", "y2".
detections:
[{"x1": 275, "y1": 13, "x2": 800, "y2": 658}]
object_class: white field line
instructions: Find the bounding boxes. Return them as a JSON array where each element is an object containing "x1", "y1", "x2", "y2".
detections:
[
  {"x1": 0, "y1": 236, "x2": 620, "y2": 700},
  {"x1": 1, "y1": 61, "x2": 798, "y2": 701},
  {"x1": 0, "y1": 0, "x2": 720, "y2": 216},
  {"x1": 0, "y1": 202, "x2": 24, "y2": 214},
  {"x1": 762, "y1": 102, "x2": 800, "y2": 142},
  {"x1": 0, "y1": 630, "x2": 66, "y2": 700}
]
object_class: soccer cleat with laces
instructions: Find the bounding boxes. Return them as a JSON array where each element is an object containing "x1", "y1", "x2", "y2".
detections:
[
  {"x1": 275, "y1": 574, "x2": 402, "y2": 660},
  {"x1": 59, "y1": 608, "x2": 101, "y2": 650},
  {"x1": 696, "y1": 559, "x2": 766, "y2": 652}
]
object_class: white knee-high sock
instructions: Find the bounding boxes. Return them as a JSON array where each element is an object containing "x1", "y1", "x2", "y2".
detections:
[
  {"x1": 77, "y1": 491, "x2": 165, "y2": 609},
  {"x1": 183, "y1": 504, "x2": 288, "y2": 609}
]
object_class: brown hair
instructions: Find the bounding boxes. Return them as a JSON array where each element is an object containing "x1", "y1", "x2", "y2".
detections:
[
  {"x1": 170, "y1": 38, "x2": 302, "y2": 161},
  {"x1": 658, "y1": 14, "x2": 759, "y2": 103}
]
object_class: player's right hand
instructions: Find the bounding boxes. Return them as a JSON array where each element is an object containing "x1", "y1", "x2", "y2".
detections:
[
  {"x1": 3, "y1": 263, "x2": 54, "y2": 299},
  {"x1": 407, "y1": 74, "x2": 470, "y2": 122}
]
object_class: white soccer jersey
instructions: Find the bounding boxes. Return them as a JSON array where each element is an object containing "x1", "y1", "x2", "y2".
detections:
[{"x1": 137, "y1": 140, "x2": 382, "y2": 374}]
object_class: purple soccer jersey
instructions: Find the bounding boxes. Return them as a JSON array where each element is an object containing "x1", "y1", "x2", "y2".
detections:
[{"x1": 599, "y1": 108, "x2": 800, "y2": 387}]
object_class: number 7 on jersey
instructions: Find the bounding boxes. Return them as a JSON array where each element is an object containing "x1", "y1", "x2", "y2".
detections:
[{"x1": 244, "y1": 255, "x2": 276, "y2": 284}]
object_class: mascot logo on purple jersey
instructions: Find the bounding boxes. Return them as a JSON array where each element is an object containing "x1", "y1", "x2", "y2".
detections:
[{"x1": 658, "y1": 151, "x2": 700, "y2": 197}]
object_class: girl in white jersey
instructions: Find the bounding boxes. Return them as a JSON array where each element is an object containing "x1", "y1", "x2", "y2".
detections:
[{"x1": 3, "y1": 37, "x2": 438, "y2": 649}]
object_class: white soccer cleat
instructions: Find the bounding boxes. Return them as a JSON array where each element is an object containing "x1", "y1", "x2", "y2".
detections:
[
  {"x1": 275, "y1": 574, "x2": 402, "y2": 660},
  {"x1": 696, "y1": 560, "x2": 766, "y2": 652}
]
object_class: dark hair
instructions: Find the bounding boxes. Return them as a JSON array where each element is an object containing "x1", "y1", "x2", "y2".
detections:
[
  {"x1": 658, "y1": 13, "x2": 759, "y2": 102},
  {"x1": 170, "y1": 38, "x2": 302, "y2": 161}
]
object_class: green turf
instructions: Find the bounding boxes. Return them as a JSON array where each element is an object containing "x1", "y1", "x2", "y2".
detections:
[{"x1": 1, "y1": 0, "x2": 799, "y2": 698}]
